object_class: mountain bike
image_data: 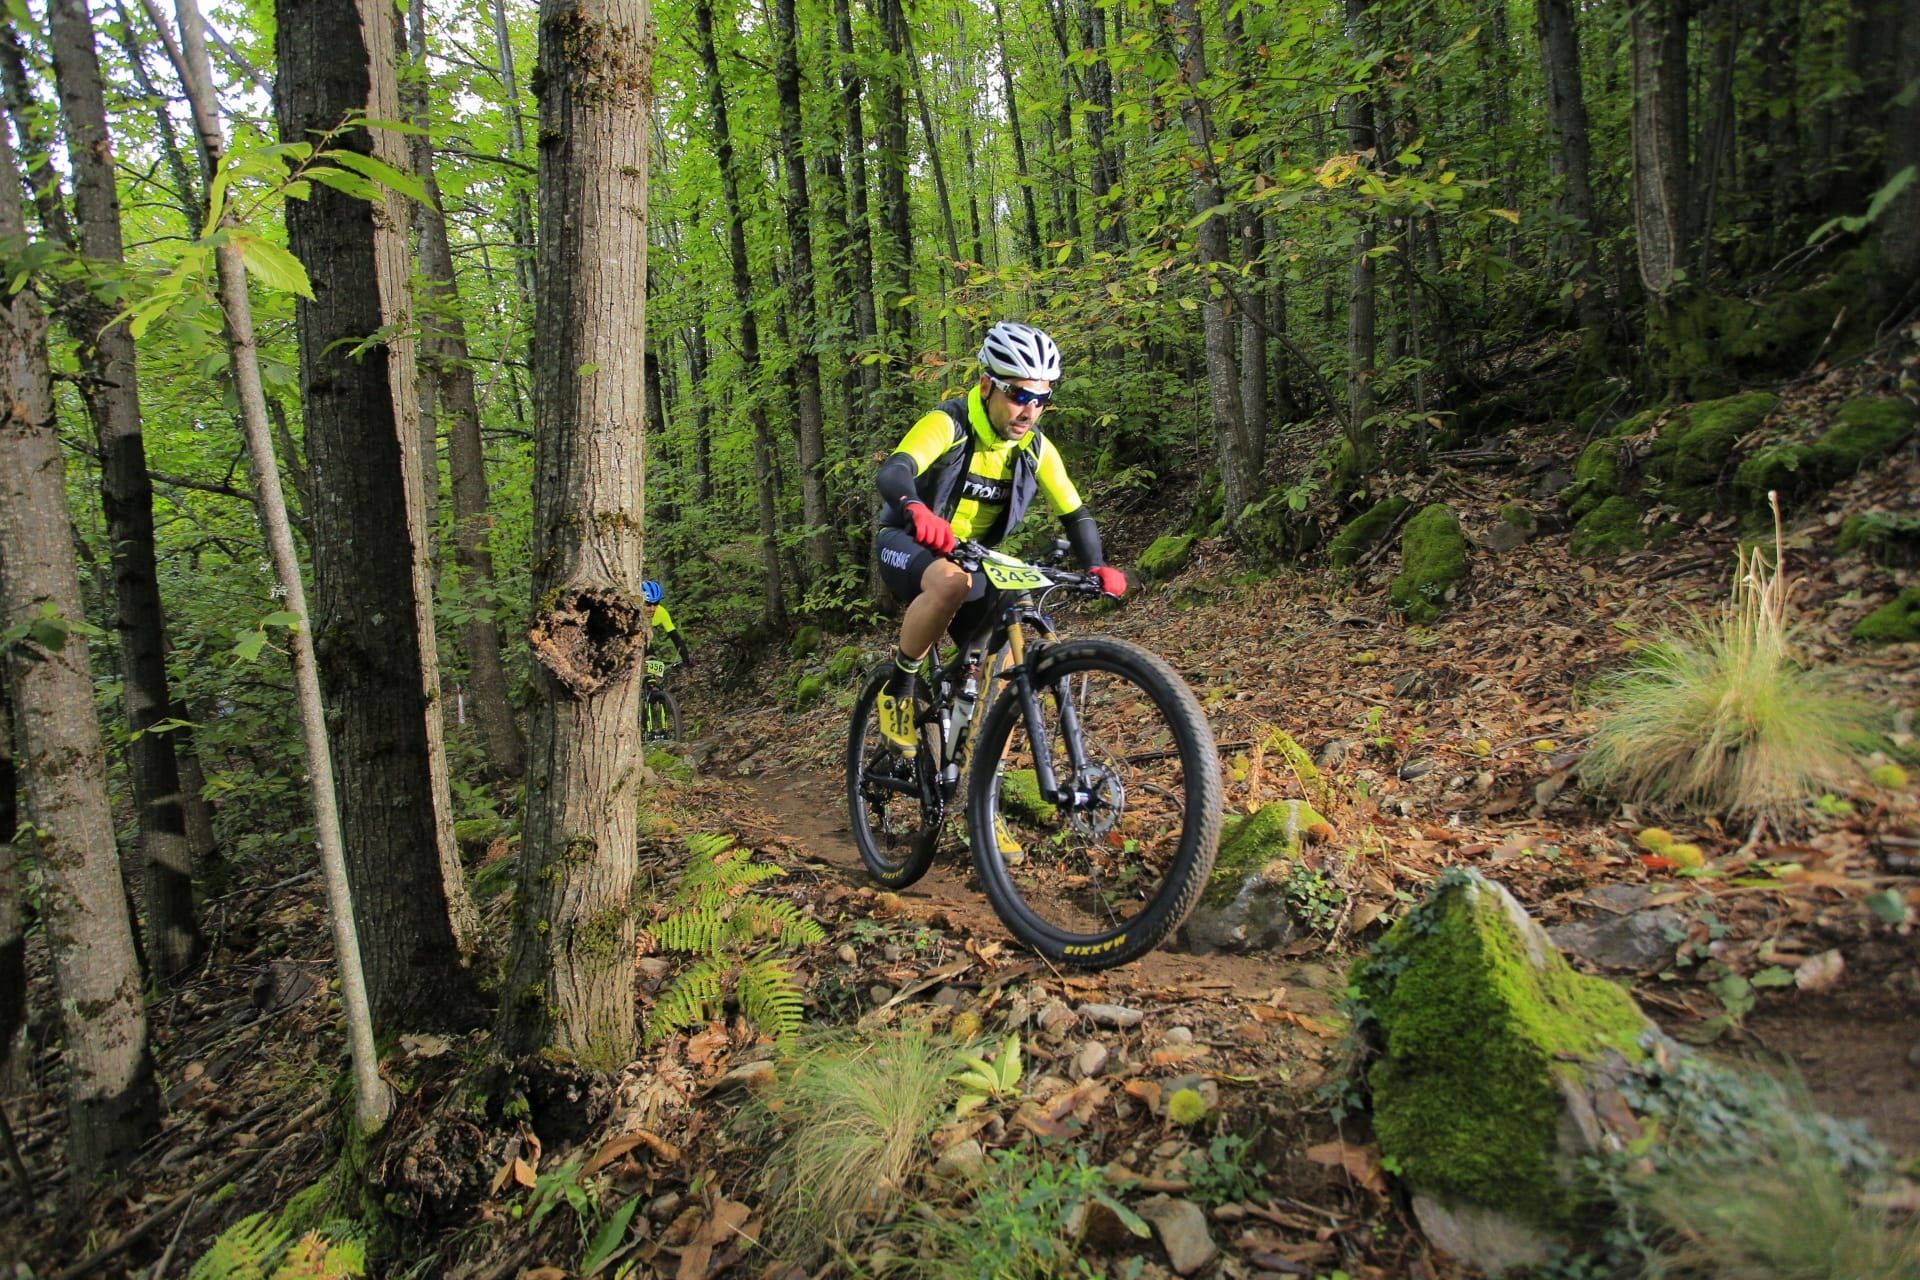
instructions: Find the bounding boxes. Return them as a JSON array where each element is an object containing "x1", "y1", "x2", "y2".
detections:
[
  {"x1": 642, "y1": 657, "x2": 683, "y2": 743},
  {"x1": 847, "y1": 540, "x2": 1222, "y2": 968}
]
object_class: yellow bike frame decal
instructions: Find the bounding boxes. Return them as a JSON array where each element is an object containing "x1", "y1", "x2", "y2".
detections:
[{"x1": 981, "y1": 553, "x2": 1048, "y2": 591}]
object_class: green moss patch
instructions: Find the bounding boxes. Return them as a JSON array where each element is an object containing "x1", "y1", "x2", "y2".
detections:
[
  {"x1": 998, "y1": 769, "x2": 1057, "y2": 824},
  {"x1": 1736, "y1": 396, "x2": 1916, "y2": 510},
  {"x1": 790, "y1": 625, "x2": 824, "y2": 659},
  {"x1": 827, "y1": 644, "x2": 867, "y2": 682},
  {"x1": 1570, "y1": 495, "x2": 1647, "y2": 558},
  {"x1": 1329, "y1": 496, "x2": 1410, "y2": 569},
  {"x1": 1836, "y1": 511, "x2": 1920, "y2": 568},
  {"x1": 1138, "y1": 532, "x2": 1197, "y2": 582},
  {"x1": 1389, "y1": 504, "x2": 1467, "y2": 623},
  {"x1": 1355, "y1": 870, "x2": 1652, "y2": 1232},
  {"x1": 1651, "y1": 392, "x2": 1779, "y2": 490},
  {"x1": 1853, "y1": 587, "x2": 1920, "y2": 645}
]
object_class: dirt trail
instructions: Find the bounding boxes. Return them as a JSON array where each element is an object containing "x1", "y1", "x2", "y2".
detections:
[{"x1": 742, "y1": 765, "x2": 1327, "y2": 1004}]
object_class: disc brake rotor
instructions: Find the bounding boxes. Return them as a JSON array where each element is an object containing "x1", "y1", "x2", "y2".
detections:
[{"x1": 1065, "y1": 765, "x2": 1123, "y2": 838}]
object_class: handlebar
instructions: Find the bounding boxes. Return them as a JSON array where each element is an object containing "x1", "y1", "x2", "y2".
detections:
[{"x1": 949, "y1": 539, "x2": 1103, "y2": 596}]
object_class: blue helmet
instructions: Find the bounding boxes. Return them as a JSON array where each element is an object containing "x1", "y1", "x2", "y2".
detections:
[{"x1": 642, "y1": 579, "x2": 663, "y2": 605}]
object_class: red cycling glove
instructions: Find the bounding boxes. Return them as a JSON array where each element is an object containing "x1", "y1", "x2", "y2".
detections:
[
  {"x1": 903, "y1": 500, "x2": 956, "y2": 554},
  {"x1": 1090, "y1": 565, "x2": 1127, "y2": 598}
]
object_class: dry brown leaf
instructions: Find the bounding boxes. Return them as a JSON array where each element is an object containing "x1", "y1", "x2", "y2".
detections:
[
  {"x1": 1304, "y1": 1140, "x2": 1387, "y2": 1196},
  {"x1": 1123, "y1": 1079, "x2": 1162, "y2": 1111},
  {"x1": 584, "y1": 1128, "x2": 683, "y2": 1176}
]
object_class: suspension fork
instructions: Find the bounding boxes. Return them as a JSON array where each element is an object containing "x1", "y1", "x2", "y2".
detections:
[{"x1": 1003, "y1": 616, "x2": 1092, "y2": 808}]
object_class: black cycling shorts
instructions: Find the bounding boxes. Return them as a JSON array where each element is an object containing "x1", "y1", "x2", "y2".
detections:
[{"x1": 874, "y1": 526, "x2": 1003, "y2": 643}]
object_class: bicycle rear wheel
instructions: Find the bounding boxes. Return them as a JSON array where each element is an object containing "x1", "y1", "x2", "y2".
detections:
[
  {"x1": 643, "y1": 689, "x2": 681, "y2": 743},
  {"x1": 848, "y1": 663, "x2": 942, "y2": 888},
  {"x1": 968, "y1": 637, "x2": 1221, "y2": 968}
]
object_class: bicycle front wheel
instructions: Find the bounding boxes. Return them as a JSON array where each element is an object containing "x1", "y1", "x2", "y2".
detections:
[
  {"x1": 968, "y1": 638, "x2": 1221, "y2": 968},
  {"x1": 847, "y1": 663, "x2": 941, "y2": 888},
  {"x1": 643, "y1": 689, "x2": 681, "y2": 743}
]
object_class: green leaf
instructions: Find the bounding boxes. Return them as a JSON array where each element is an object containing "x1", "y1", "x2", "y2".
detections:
[
  {"x1": 260, "y1": 611, "x2": 302, "y2": 630},
  {"x1": 1749, "y1": 965, "x2": 1796, "y2": 989},
  {"x1": 580, "y1": 1195, "x2": 640, "y2": 1275},
  {"x1": 324, "y1": 149, "x2": 431, "y2": 204},
  {"x1": 304, "y1": 166, "x2": 383, "y2": 202},
  {"x1": 232, "y1": 629, "x2": 268, "y2": 662},
  {"x1": 1864, "y1": 889, "x2": 1912, "y2": 926},
  {"x1": 230, "y1": 232, "x2": 315, "y2": 300},
  {"x1": 577, "y1": 362, "x2": 600, "y2": 377}
]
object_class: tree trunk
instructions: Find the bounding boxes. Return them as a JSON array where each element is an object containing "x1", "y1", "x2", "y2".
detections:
[
  {"x1": 695, "y1": 0, "x2": 788, "y2": 629},
  {"x1": 0, "y1": 678, "x2": 24, "y2": 1094},
  {"x1": 870, "y1": 0, "x2": 913, "y2": 338},
  {"x1": 1171, "y1": 0, "x2": 1254, "y2": 524},
  {"x1": 496, "y1": 0, "x2": 652, "y2": 1068},
  {"x1": 773, "y1": 0, "x2": 833, "y2": 577},
  {"x1": 687, "y1": 325, "x2": 714, "y2": 502},
  {"x1": 897, "y1": 14, "x2": 961, "y2": 274},
  {"x1": 1345, "y1": 0, "x2": 1377, "y2": 439},
  {"x1": 1629, "y1": 0, "x2": 1690, "y2": 298},
  {"x1": 833, "y1": 0, "x2": 880, "y2": 413},
  {"x1": 1878, "y1": 9, "x2": 1920, "y2": 291},
  {"x1": 276, "y1": 0, "x2": 480, "y2": 1031},
  {"x1": 161, "y1": 0, "x2": 390, "y2": 1131},
  {"x1": 1690, "y1": 0, "x2": 1738, "y2": 276},
  {"x1": 992, "y1": 0, "x2": 1043, "y2": 268},
  {"x1": 0, "y1": 123, "x2": 161, "y2": 1177},
  {"x1": 1082, "y1": 0, "x2": 1122, "y2": 250},
  {"x1": 1533, "y1": 0, "x2": 1604, "y2": 331},
  {"x1": 43, "y1": 0, "x2": 204, "y2": 978},
  {"x1": 487, "y1": 0, "x2": 538, "y2": 318},
  {"x1": 410, "y1": 0, "x2": 527, "y2": 782}
]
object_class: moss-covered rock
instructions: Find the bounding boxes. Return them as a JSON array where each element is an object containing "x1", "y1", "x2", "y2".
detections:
[
  {"x1": 791, "y1": 673, "x2": 827, "y2": 708},
  {"x1": 644, "y1": 746, "x2": 693, "y2": 782},
  {"x1": 1138, "y1": 532, "x2": 1197, "y2": 582},
  {"x1": 1354, "y1": 870, "x2": 1657, "y2": 1268},
  {"x1": 1651, "y1": 391, "x2": 1778, "y2": 490},
  {"x1": 1736, "y1": 396, "x2": 1916, "y2": 511},
  {"x1": 998, "y1": 768, "x2": 1057, "y2": 824},
  {"x1": 1569, "y1": 495, "x2": 1646, "y2": 557},
  {"x1": 1388, "y1": 504, "x2": 1467, "y2": 623},
  {"x1": 827, "y1": 643, "x2": 867, "y2": 683},
  {"x1": 1836, "y1": 511, "x2": 1920, "y2": 567},
  {"x1": 1853, "y1": 587, "x2": 1920, "y2": 645},
  {"x1": 1328, "y1": 496, "x2": 1410, "y2": 568},
  {"x1": 790, "y1": 625, "x2": 824, "y2": 659},
  {"x1": 1180, "y1": 799, "x2": 1330, "y2": 954}
]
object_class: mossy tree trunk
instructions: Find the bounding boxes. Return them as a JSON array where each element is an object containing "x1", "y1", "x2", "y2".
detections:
[
  {"x1": 276, "y1": 0, "x2": 481, "y2": 1032},
  {"x1": 1533, "y1": 0, "x2": 1605, "y2": 335},
  {"x1": 496, "y1": 0, "x2": 653, "y2": 1068},
  {"x1": 0, "y1": 123, "x2": 160, "y2": 1177}
]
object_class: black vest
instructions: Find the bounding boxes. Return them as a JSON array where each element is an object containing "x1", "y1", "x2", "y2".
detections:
[{"x1": 881, "y1": 397, "x2": 1047, "y2": 547}]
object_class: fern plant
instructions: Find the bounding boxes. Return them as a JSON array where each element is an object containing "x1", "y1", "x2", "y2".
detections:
[
  {"x1": 187, "y1": 1213, "x2": 365, "y2": 1280},
  {"x1": 644, "y1": 832, "x2": 823, "y2": 1045}
]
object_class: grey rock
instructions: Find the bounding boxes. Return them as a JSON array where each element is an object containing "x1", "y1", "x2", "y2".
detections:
[
  {"x1": 1162, "y1": 1026, "x2": 1195, "y2": 1046},
  {"x1": 1079, "y1": 1002, "x2": 1144, "y2": 1029},
  {"x1": 933, "y1": 1139, "x2": 986, "y2": 1181},
  {"x1": 1548, "y1": 907, "x2": 1684, "y2": 972},
  {"x1": 1411, "y1": 1194, "x2": 1550, "y2": 1274},
  {"x1": 1036, "y1": 999, "x2": 1076, "y2": 1034},
  {"x1": 1074, "y1": 1041, "x2": 1110, "y2": 1078},
  {"x1": 1531, "y1": 467, "x2": 1575, "y2": 499},
  {"x1": 1178, "y1": 874, "x2": 1301, "y2": 955},
  {"x1": 1137, "y1": 1195, "x2": 1218, "y2": 1275}
]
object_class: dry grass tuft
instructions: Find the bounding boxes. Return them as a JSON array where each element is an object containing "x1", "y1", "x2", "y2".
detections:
[{"x1": 1582, "y1": 503, "x2": 1875, "y2": 818}]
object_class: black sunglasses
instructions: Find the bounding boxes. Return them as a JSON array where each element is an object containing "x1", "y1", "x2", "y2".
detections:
[{"x1": 988, "y1": 375, "x2": 1053, "y2": 408}]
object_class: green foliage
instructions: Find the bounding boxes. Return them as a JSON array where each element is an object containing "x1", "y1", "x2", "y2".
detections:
[
  {"x1": 950, "y1": 1033, "x2": 1024, "y2": 1117},
  {"x1": 1181, "y1": 1131, "x2": 1272, "y2": 1207},
  {"x1": 1327, "y1": 496, "x2": 1410, "y2": 569},
  {"x1": 1583, "y1": 543, "x2": 1875, "y2": 817},
  {"x1": 868, "y1": 1147, "x2": 1150, "y2": 1280},
  {"x1": 644, "y1": 832, "x2": 823, "y2": 1044},
  {"x1": 186, "y1": 1213, "x2": 365, "y2": 1280},
  {"x1": 1852, "y1": 587, "x2": 1920, "y2": 645}
]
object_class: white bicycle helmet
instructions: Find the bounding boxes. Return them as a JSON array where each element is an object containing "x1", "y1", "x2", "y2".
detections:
[{"x1": 978, "y1": 321, "x2": 1062, "y2": 382}]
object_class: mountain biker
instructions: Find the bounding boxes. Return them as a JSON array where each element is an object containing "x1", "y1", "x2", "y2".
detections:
[
  {"x1": 642, "y1": 579, "x2": 692, "y2": 669},
  {"x1": 871, "y1": 321, "x2": 1126, "y2": 862}
]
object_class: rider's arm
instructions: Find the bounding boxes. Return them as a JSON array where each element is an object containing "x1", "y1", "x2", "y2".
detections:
[
  {"x1": 1035, "y1": 438, "x2": 1107, "y2": 567},
  {"x1": 876, "y1": 409, "x2": 965, "y2": 508},
  {"x1": 668, "y1": 628, "x2": 692, "y2": 665}
]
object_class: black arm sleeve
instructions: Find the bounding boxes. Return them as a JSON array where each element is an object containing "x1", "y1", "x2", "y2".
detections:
[
  {"x1": 670, "y1": 629, "x2": 691, "y2": 663},
  {"x1": 876, "y1": 452, "x2": 923, "y2": 510},
  {"x1": 1061, "y1": 508, "x2": 1106, "y2": 567}
]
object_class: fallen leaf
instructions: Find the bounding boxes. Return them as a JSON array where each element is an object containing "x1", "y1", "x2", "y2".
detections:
[
  {"x1": 1304, "y1": 1140, "x2": 1387, "y2": 1196},
  {"x1": 585, "y1": 1129, "x2": 683, "y2": 1176}
]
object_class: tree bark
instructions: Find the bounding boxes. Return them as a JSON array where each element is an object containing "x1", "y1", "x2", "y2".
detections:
[
  {"x1": 409, "y1": 0, "x2": 527, "y2": 782},
  {"x1": 43, "y1": 0, "x2": 205, "y2": 978},
  {"x1": 695, "y1": 0, "x2": 787, "y2": 629},
  {"x1": 1344, "y1": 0, "x2": 1377, "y2": 439},
  {"x1": 160, "y1": 0, "x2": 390, "y2": 1131},
  {"x1": 0, "y1": 678, "x2": 24, "y2": 1093},
  {"x1": 497, "y1": 0, "x2": 653, "y2": 1068},
  {"x1": 833, "y1": 0, "x2": 880, "y2": 414},
  {"x1": 1875, "y1": 8, "x2": 1920, "y2": 293},
  {"x1": 0, "y1": 123, "x2": 161, "y2": 1177},
  {"x1": 276, "y1": 0, "x2": 480, "y2": 1031},
  {"x1": 872, "y1": 0, "x2": 914, "y2": 339},
  {"x1": 1170, "y1": 0, "x2": 1254, "y2": 525},
  {"x1": 1533, "y1": 0, "x2": 1603, "y2": 331},
  {"x1": 1629, "y1": 0, "x2": 1690, "y2": 298},
  {"x1": 773, "y1": 0, "x2": 833, "y2": 577}
]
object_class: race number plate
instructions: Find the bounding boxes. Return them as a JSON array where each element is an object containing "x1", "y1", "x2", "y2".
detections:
[
  {"x1": 646, "y1": 658, "x2": 667, "y2": 678},
  {"x1": 981, "y1": 554, "x2": 1048, "y2": 591}
]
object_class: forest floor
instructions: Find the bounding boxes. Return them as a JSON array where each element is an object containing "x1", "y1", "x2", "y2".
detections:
[{"x1": 6, "y1": 351, "x2": 1919, "y2": 1279}]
